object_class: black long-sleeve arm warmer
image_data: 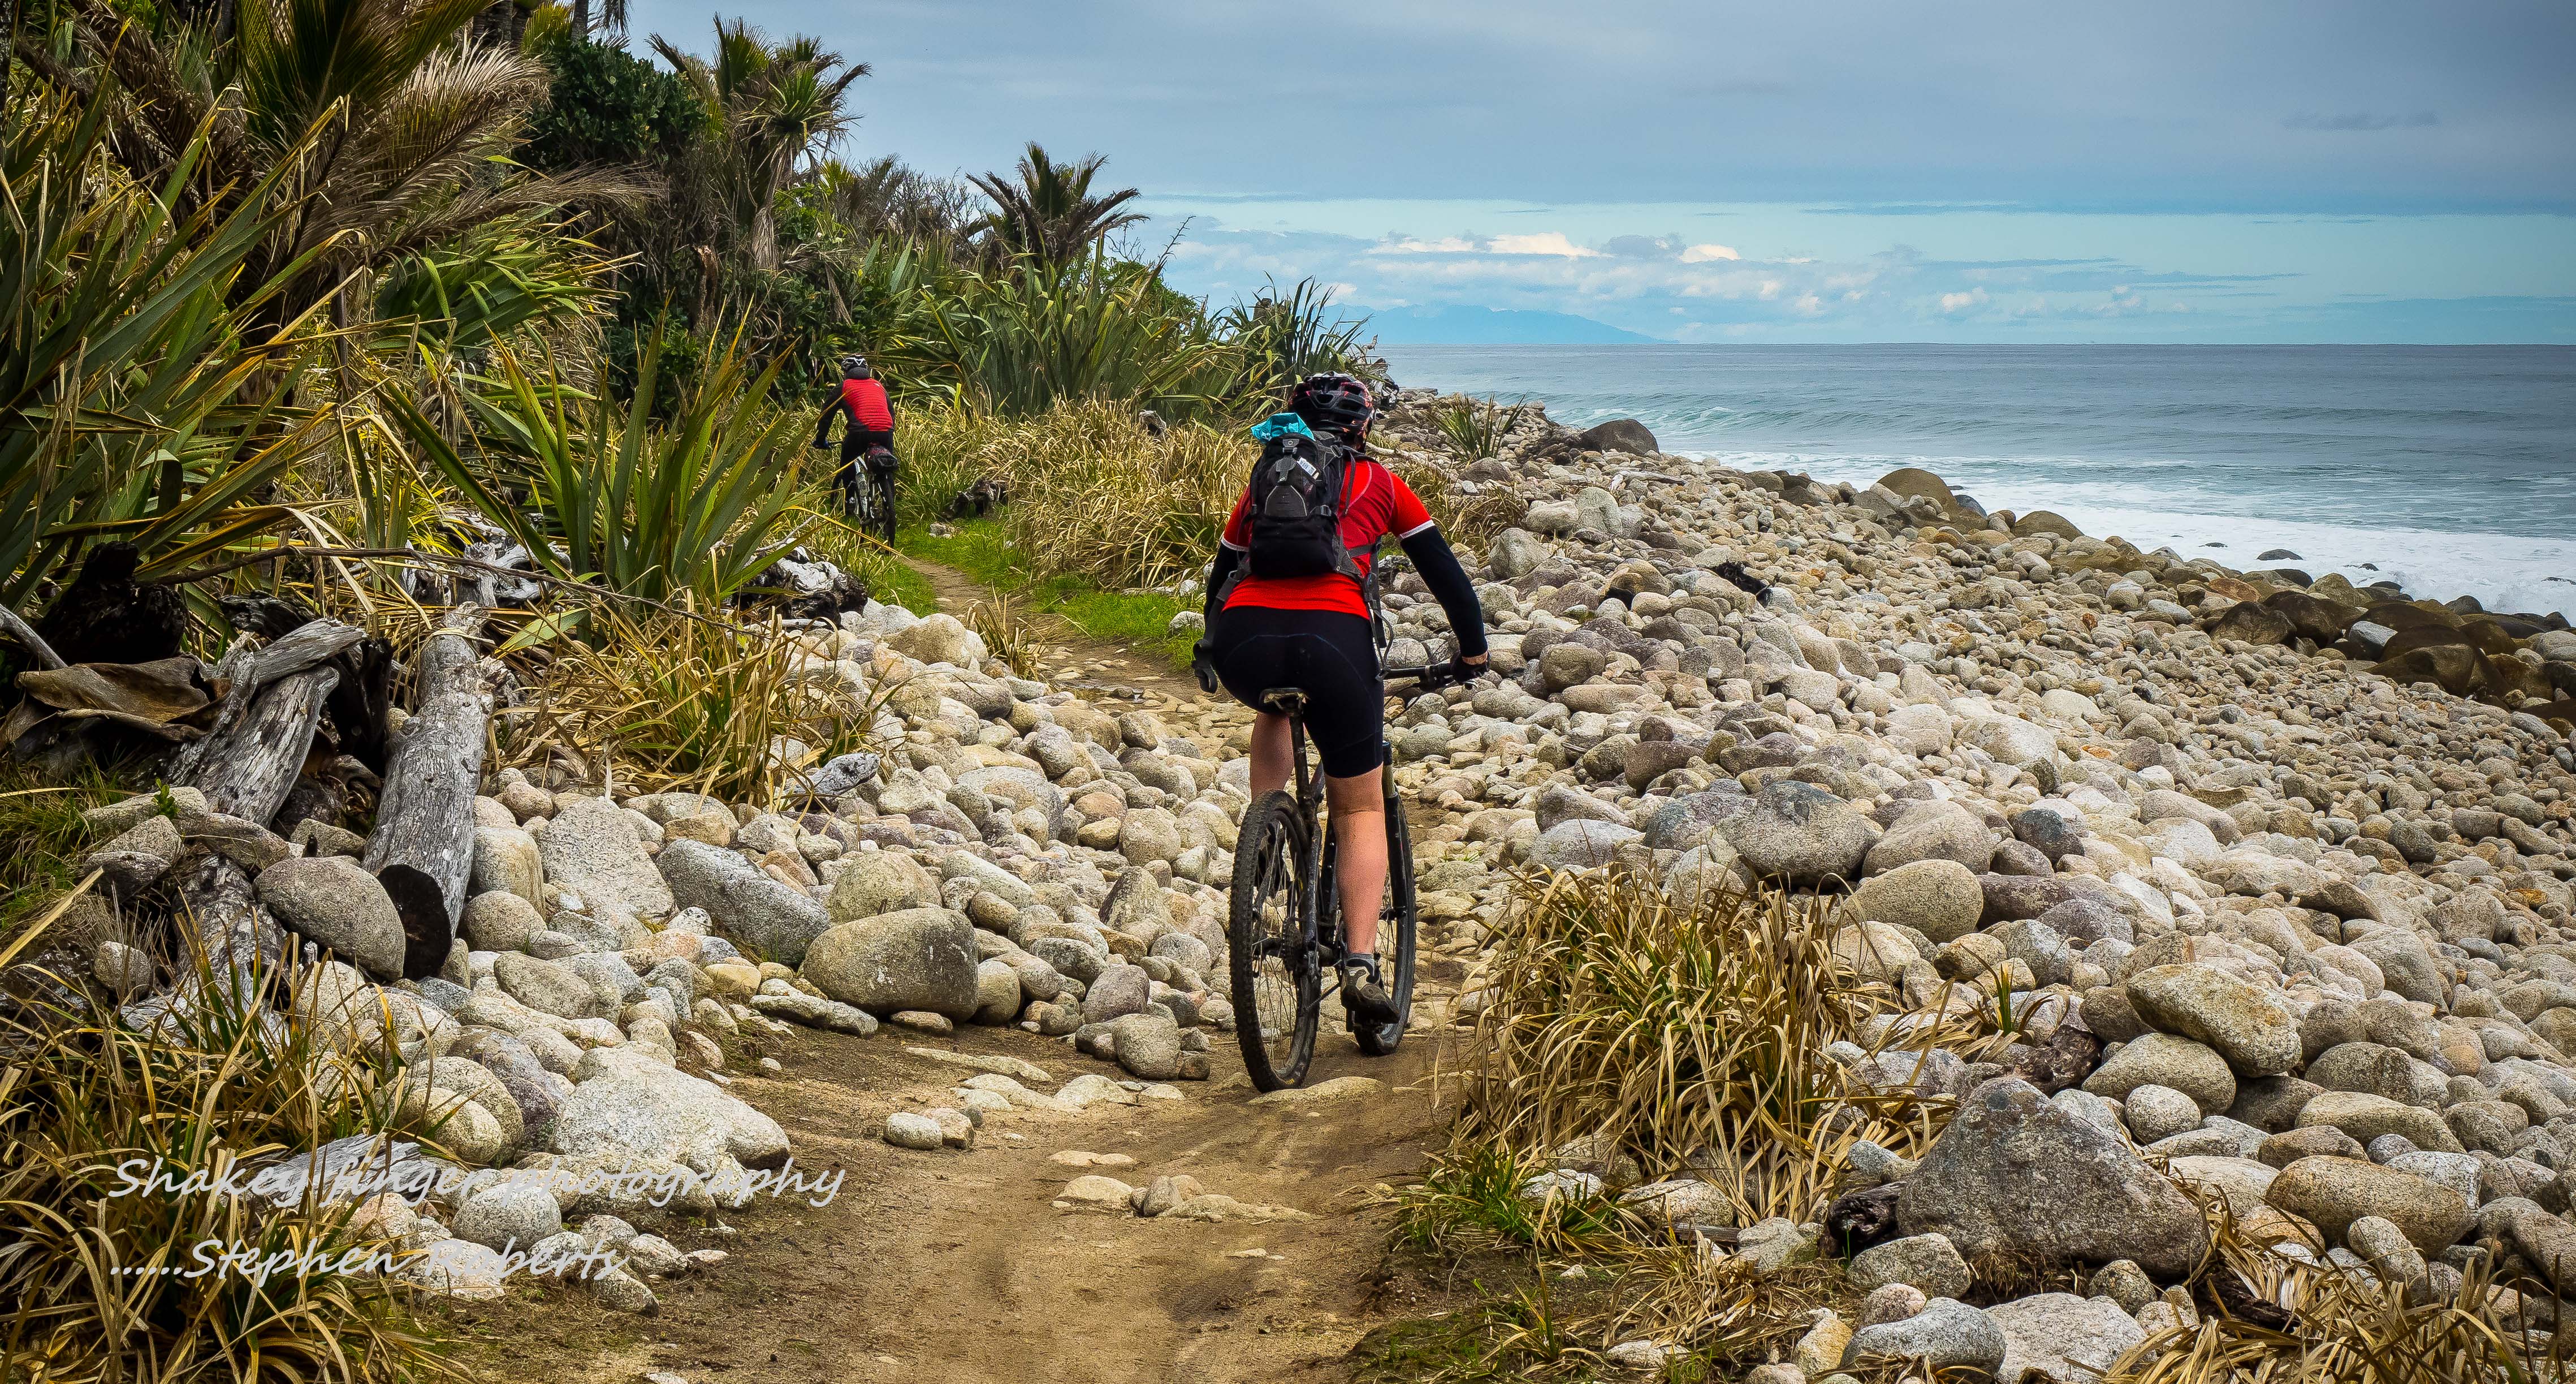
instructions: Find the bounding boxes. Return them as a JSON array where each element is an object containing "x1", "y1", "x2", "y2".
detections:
[
  {"x1": 812, "y1": 397, "x2": 851, "y2": 449},
  {"x1": 1203, "y1": 544, "x2": 1241, "y2": 626},
  {"x1": 1399, "y1": 527, "x2": 1488, "y2": 658}
]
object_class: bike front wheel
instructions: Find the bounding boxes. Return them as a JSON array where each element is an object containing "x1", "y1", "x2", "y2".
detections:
[
  {"x1": 1228, "y1": 790, "x2": 1319, "y2": 1090},
  {"x1": 870, "y1": 466, "x2": 898, "y2": 543}
]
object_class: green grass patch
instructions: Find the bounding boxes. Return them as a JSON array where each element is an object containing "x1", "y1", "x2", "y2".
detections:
[
  {"x1": 1392, "y1": 1142, "x2": 1633, "y2": 1258},
  {"x1": 898, "y1": 516, "x2": 1199, "y2": 670},
  {"x1": 0, "y1": 760, "x2": 136, "y2": 937}
]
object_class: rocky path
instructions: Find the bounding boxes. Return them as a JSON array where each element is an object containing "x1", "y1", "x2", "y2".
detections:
[
  {"x1": 448, "y1": 554, "x2": 1446, "y2": 1384},
  {"x1": 468, "y1": 1018, "x2": 1445, "y2": 1384}
]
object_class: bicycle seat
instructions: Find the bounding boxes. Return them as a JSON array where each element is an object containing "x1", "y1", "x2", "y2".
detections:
[{"x1": 1260, "y1": 687, "x2": 1308, "y2": 715}]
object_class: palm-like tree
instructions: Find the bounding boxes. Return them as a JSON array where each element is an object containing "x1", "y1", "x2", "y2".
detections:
[
  {"x1": 808, "y1": 154, "x2": 977, "y2": 249},
  {"x1": 969, "y1": 143, "x2": 1145, "y2": 267},
  {"x1": 650, "y1": 19, "x2": 867, "y2": 273},
  {"x1": 33, "y1": 0, "x2": 624, "y2": 327}
]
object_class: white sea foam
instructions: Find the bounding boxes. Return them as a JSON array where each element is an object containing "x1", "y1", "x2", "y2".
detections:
[{"x1": 1693, "y1": 450, "x2": 2576, "y2": 620}]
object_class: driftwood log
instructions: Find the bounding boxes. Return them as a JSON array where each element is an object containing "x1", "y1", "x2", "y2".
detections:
[
  {"x1": 167, "y1": 851, "x2": 284, "y2": 996},
  {"x1": 172, "y1": 619, "x2": 362, "y2": 827},
  {"x1": 0, "y1": 605, "x2": 66, "y2": 670},
  {"x1": 364, "y1": 606, "x2": 489, "y2": 978}
]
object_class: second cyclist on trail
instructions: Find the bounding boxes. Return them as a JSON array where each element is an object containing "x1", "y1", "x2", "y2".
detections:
[{"x1": 1193, "y1": 373, "x2": 1489, "y2": 1027}]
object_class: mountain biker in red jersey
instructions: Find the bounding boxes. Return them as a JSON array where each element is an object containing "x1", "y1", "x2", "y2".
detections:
[
  {"x1": 812, "y1": 354, "x2": 896, "y2": 515},
  {"x1": 1194, "y1": 373, "x2": 1488, "y2": 1028}
]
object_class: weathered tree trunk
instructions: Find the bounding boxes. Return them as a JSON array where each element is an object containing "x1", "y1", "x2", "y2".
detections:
[
  {"x1": 181, "y1": 668, "x2": 341, "y2": 828},
  {"x1": 168, "y1": 851, "x2": 284, "y2": 992},
  {"x1": 364, "y1": 606, "x2": 489, "y2": 979},
  {"x1": 172, "y1": 620, "x2": 360, "y2": 829},
  {"x1": 173, "y1": 619, "x2": 363, "y2": 784}
]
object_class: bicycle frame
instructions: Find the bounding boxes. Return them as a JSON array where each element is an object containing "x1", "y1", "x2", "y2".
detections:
[
  {"x1": 1276, "y1": 662, "x2": 1440, "y2": 985},
  {"x1": 1274, "y1": 699, "x2": 1339, "y2": 983}
]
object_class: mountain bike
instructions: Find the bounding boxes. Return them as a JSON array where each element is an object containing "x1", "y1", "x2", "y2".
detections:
[
  {"x1": 1226, "y1": 653, "x2": 1473, "y2": 1091},
  {"x1": 845, "y1": 445, "x2": 898, "y2": 544}
]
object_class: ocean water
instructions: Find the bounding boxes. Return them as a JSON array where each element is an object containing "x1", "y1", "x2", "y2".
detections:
[{"x1": 1380, "y1": 344, "x2": 2576, "y2": 619}]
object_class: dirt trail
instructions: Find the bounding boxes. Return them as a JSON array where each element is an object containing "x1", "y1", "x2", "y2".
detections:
[
  {"x1": 457, "y1": 557, "x2": 1451, "y2": 1384},
  {"x1": 900, "y1": 553, "x2": 1214, "y2": 710}
]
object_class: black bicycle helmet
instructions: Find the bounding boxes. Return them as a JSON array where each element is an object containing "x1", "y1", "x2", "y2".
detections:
[
  {"x1": 838, "y1": 353, "x2": 870, "y2": 378},
  {"x1": 1290, "y1": 372, "x2": 1373, "y2": 439}
]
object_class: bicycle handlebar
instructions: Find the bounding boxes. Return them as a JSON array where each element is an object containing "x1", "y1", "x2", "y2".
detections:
[{"x1": 1383, "y1": 658, "x2": 1484, "y2": 692}]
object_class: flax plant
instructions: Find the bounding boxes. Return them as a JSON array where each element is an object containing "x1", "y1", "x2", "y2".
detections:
[{"x1": 394, "y1": 331, "x2": 809, "y2": 610}]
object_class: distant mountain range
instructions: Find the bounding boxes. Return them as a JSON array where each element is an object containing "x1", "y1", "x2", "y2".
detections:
[{"x1": 1354, "y1": 305, "x2": 1660, "y2": 344}]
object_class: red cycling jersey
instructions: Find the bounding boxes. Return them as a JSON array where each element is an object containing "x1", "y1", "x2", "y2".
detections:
[
  {"x1": 1216, "y1": 456, "x2": 1435, "y2": 619},
  {"x1": 838, "y1": 378, "x2": 894, "y2": 431}
]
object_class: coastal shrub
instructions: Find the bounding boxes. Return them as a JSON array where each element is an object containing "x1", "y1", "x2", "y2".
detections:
[
  {"x1": 0, "y1": 946, "x2": 439, "y2": 1382},
  {"x1": 2108, "y1": 1224, "x2": 2573, "y2": 1383},
  {"x1": 1, "y1": 86, "x2": 339, "y2": 606},
  {"x1": 0, "y1": 761, "x2": 132, "y2": 935},
  {"x1": 859, "y1": 244, "x2": 1364, "y2": 424},
  {"x1": 1432, "y1": 395, "x2": 1531, "y2": 463},
  {"x1": 395, "y1": 333, "x2": 812, "y2": 610},
  {"x1": 1447, "y1": 869, "x2": 1946, "y2": 1225}
]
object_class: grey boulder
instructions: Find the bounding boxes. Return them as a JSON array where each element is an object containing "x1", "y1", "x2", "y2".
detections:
[
  {"x1": 1719, "y1": 781, "x2": 1878, "y2": 885},
  {"x1": 799, "y1": 907, "x2": 981, "y2": 1017},
  {"x1": 254, "y1": 855, "x2": 406, "y2": 978},
  {"x1": 1986, "y1": 1292, "x2": 2148, "y2": 1384},
  {"x1": 1532, "y1": 820, "x2": 1642, "y2": 871},
  {"x1": 552, "y1": 1046, "x2": 789, "y2": 1175},
  {"x1": 2123, "y1": 964, "x2": 2301, "y2": 1077},
  {"x1": 1840, "y1": 1298, "x2": 2006, "y2": 1377},
  {"x1": 656, "y1": 839, "x2": 830, "y2": 966},
  {"x1": 537, "y1": 796, "x2": 673, "y2": 917},
  {"x1": 1897, "y1": 1077, "x2": 2210, "y2": 1277}
]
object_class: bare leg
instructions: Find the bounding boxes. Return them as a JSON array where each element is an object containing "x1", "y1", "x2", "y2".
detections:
[
  {"x1": 1326, "y1": 769, "x2": 1388, "y2": 956},
  {"x1": 1246, "y1": 713, "x2": 1387, "y2": 954},
  {"x1": 1247, "y1": 712, "x2": 1293, "y2": 799}
]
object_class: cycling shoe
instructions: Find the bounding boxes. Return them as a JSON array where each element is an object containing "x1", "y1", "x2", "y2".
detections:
[{"x1": 1338, "y1": 955, "x2": 1401, "y2": 1029}]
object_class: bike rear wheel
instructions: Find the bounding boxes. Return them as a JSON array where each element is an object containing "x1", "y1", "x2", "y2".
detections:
[
  {"x1": 1351, "y1": 799, "x2": 1417, "y2": 1056},
  {"x1": 1228, "y1": 789, "x2": 1318, "y2": 1090}
]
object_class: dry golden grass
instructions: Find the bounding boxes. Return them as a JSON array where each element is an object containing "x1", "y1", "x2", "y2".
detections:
[
  {"x1": 1447, "y1": 867, "x2": 1950, "y2": 1226},
  {"x1": 500, "y1": 604, "x2": 882, "y2": 803},
  {"x1": 2106, "y1": 1219, "x2": 2575, "y2": 1384},
  {"x1": 1396, "y1": 456, "x2": 1524, "y2": 550},
  {"x1": 966, "y1": 594, "x2": 1043, "y2": 678},
  {"x1": 0, "y1": 947, "x2": 444, "y2": 1382},
  {"x1": 901, "y1": 398, "x2": 1243, "y2": 588}
]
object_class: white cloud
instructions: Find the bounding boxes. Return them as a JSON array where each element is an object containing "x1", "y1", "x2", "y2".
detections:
[
  {"x1": 1486, "y1": 232, "x2": 1601, "y2": 257},
  {"x1": 1680, "y1": 243, "x2": 1741, "y2": 262},
  {"x1": 1939, "y1": 288, "x2": 1990, "y2": 313},
  {"x1": 1369, "y1": 236, "x2": 1481, "y2": 255}
]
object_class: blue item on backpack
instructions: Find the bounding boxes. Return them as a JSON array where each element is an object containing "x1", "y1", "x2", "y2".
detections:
[{"x1": 1250, "y1": 412, "x2": 1316, "y2": 443}]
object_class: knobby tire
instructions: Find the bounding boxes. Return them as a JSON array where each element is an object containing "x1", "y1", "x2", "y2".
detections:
[{"x1": 1228, "y1": 790, "x2": 1317, "y2": 1090}]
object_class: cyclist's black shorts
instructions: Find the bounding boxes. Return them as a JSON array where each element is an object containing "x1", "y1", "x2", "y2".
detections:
[
  {"x1": 839, "y1": 427, "x2": 896, "y2": 472},
  {"x1": 1205, "y1": 606, "x2": 1384, "y2": 779}
]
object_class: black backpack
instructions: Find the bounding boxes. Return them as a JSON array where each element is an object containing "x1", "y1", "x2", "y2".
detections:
[{"x1": 1243, "y1": 432, "x2": 1365, "y2": 581}]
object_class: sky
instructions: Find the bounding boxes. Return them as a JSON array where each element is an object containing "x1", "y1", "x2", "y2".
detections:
[{"x1": 626, "y1": 0, "x2": 2576, "y2": 343}]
